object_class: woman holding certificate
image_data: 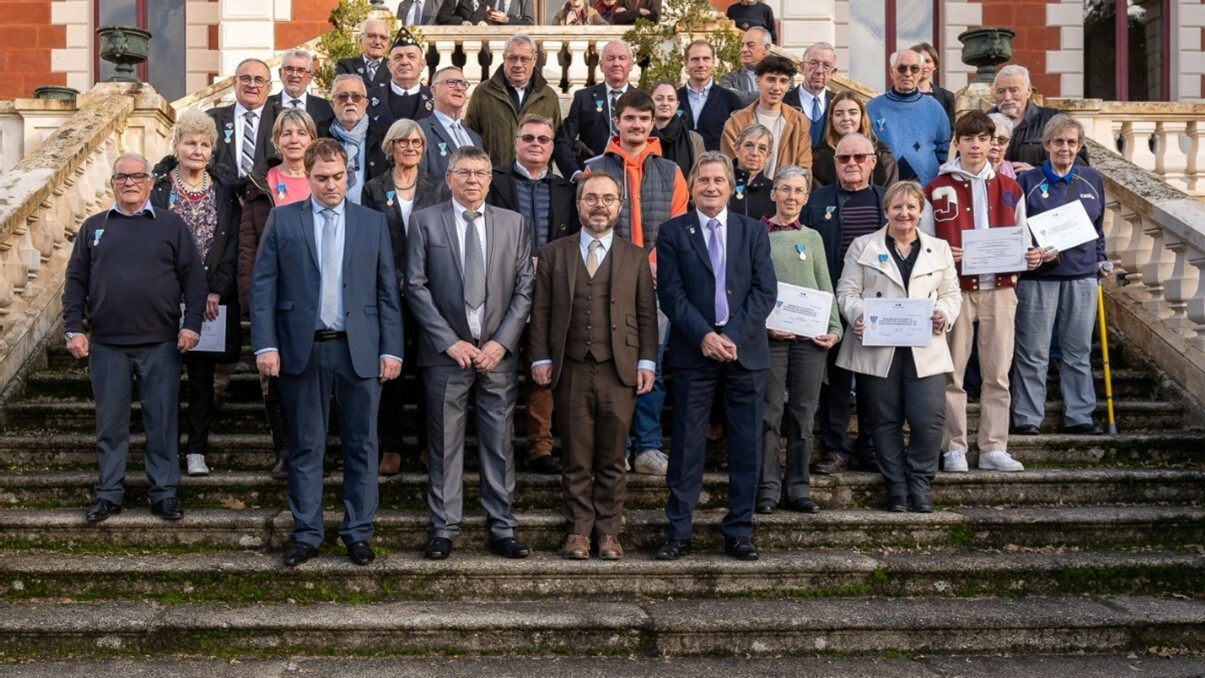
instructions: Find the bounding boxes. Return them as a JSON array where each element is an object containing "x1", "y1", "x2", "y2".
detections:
[
  {"x1": 835, "y1": 181, "x2": 961, "y2": 513},
  {"x1": 755, "y1": 166, "x2": 841, "y2": 515}
]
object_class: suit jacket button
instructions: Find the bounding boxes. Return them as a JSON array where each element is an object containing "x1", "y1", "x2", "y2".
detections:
[
  {"x1": 876, "y1": 292, "x2": 882, "y2": 297},
  {"x1": 612, "y1": 325, "x2": 617, "y2": 330}
]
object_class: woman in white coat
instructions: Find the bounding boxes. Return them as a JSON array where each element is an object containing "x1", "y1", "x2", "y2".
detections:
[{"x1": 835, "y1": 181, "x2": 962, "y2": 513}]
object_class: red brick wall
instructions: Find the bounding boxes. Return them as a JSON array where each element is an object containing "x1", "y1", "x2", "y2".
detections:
[
  {"x1": 973, "y1": 0, "x2": 1062, "y2": 96},
  {"x1": 0, "y1": 0, "x2": 63, "y2": 99},
  {"x1": 278, "y1": 0, "x2": 338, "y2": 51}
]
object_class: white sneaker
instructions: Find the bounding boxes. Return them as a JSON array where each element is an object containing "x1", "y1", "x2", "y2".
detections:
[
  {"x1": 186, "y1": 454, "x2": 210, "y2": 477},
  {"x1": 942, "y1": 450, "x2": 969, "y2": 473},
  {"x1": 979, "y1": 449, "x2": 1024, "y2": 472},
  {"x1": 634, "y1": 449, "x2": 668, "y2": 475}
]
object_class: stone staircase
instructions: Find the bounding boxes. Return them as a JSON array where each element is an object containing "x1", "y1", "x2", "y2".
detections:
[{"x1": 0, "y1": 323, "x2": 1202, "y2": 668}]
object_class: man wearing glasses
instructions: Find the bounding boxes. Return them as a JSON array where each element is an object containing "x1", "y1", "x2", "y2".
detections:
[
  {"x1": 553, "y1": 40, "x2": 639, "y2": 181},
  {"x1": 464, "y1": 35, "x2": 563, "y2": 167},
  {"x1": 866, "y1": 49, "x2": 951, "y2": 185},
  {"x1": 783, "y1": 42, "x2": 837, "y2": 147},
  {"x1": 334, "y1": 19, "x2": 392, "y2": 90},
  {"x1": 63, "y1": 153, "x2": 208, "y2": 524},
  {"x1": 406, "y1": 146, "x2": 535, "y2": 561},
  {"x1": 277, "y1": 50, "x2": 334, "y2": 130},
  {"x1": 321, "y1": 74, "x2": 387, "y2": 203},
  {"x1": 418, "y1": 66, "x2": 482, "y2": 179},
  {"x1": 488, "y1": 114, "x2": 580, "y2": 476},
  {"x1": 207, "y1": 58, "x2": 279, "y2": 182}
]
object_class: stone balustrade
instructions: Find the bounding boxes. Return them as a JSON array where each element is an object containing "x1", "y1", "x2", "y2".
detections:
[{"x1": 0, "y1": 83, "x2": 174, "y2": 391}]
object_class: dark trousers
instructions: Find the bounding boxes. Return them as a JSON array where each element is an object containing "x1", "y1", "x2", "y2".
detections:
[
  {"x1": 380, "y1": 303, "x2": 426, "y2": 456},
  {"x1": 759, "y1": 340, "x2": 828, "y2": 504},
  {"x1": 90, "y1": 340, "x2": 181, "y2": 504},
  {"x1": 181, "y1": 353, "x2": 216, "y2": 456},
  {"x1": 858, "y1": 351, "x2": 946, "y2": 500},
  {"x1": 554, "y1": 356, "x2": 634, "y2": 536},
  {"x1": 278, "y1": 336, "x2": 381, "y2": 548},
  {"x1": 818, "y1": 341, "x2": 874, "y2": 462},
  {"x1": 665, "y1": 359, "x2": 766, "y2": 541}
]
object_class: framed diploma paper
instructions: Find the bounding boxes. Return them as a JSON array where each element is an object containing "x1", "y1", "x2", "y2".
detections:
[
  {"x1": 862, "y1": 298, "x2": 934, "y2": 348},
  {"x1": 1028, "y1": 200, "x2": 1098, "y2": 252},
  {"x1": 765, "y1": 283, "x2": 834, "y2": 338},
  {"x1": 180, "y1": 303, "x2": 227, "y2": 353},
  {"x1": 961, "y1": 226, "x2": 1029, "y2": 275}
]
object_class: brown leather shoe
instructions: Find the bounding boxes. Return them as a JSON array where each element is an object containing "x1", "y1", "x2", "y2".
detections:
[
  {"x1": 560, "y1": 534, "x2": 589, "y2": 560},
  {"x1": 597, "y1": 533, "x2": 624, "y2": 560},
  {"x1": 378, "y1": 452, "x2": 401, "y2": 476}
]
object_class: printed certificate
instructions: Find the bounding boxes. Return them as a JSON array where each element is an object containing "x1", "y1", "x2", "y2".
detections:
[
  {"x1": 862, "y1": 298, "x2": 934, "y2": 348},
  {"x1": 765, "y1": 283, "x2": 834, "y2": 338},
  {"x1": 961, "y1": 226, "x2": 1029, "y2": 275}
]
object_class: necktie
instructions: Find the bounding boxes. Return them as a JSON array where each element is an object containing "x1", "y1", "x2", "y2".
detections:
[
  {"x1": 462, "y1": 210, "x2": 486, "y2": 309},
  {"x1": 586, "y1": 239, "x2": 602, "y2": 277},
  {"x1": 240, "y1": 111, "x2": 256, "y2": 176},
  {"x1": 608, "y1": 88, "x2": 621, "y2": 136},
  {"x1": 811, "y1": 95, "x2": 821, "y2": 124},
  {"x1": 366, "y1": 60, "x2": 378, "y2": 82},
  {"x1": 707, "y1": 218, "x2": 727, "y2": 323},
  {"x1": 289, "y1": 98, "x2": 302, "y2": 108},
  {"x1": 452, "y1": 121, "x2": 471, "y2": 148},
  {"x1": 413, "y1": 0, "x2": 424, "y2": 22},
  {"x1": 319, "y1": 209, "x2": 339, "y2": 329}
]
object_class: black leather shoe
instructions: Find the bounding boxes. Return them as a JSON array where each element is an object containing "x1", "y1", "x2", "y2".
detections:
[
  {"x1": 85, "y1": 498, "x2": 121, "y2": 523},
  {"x1": 654, "y1": 539, "x2": 692, "y2": 560},
  {"x1": 1063, "y1": 423, "x2": 1103, "y2": 435},
  {"x1": 346, "y1": 541, "x2": 375, "y2": 566},
  {"x1": 724, "y1": 536, "x2": 760, "y2": 561},
  {"x1": 910, "y1": 495, "x2": 935, "y2": 513},
  {"x1": 814, "y1": 452, "x2": 848, "y2": 475},
  {"x1": 283, "y1": 541, "x2": 319, "y2": 567},
  {"x1": 885, "y1": 497, "x2": 909, "y2": 513},
  {"x1": 489, "y1": 537, "x2": 530, "y2": 559},
  {"x1": 528, "y1": 454, "x2": 562, "y2": 475},
  {"x1": 755, "y1": 501, "x2": 776, "y2": 514},
  {"x1": 786, "y1": 498, "x2": 821, "y2": 514},
  {"x1": 424, "y1": 537, "x2": 453, "y2": 560},
  {"x1": 150, "y1": 497, "x2": 184, "y2": 521},
  {"x1": 1012, "y1": 424, "x2": 1041, "y2": 435}
]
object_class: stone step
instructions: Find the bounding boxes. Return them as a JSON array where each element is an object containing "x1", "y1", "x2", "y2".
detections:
[
  {"x1": 0, "y1": 596, "x2": 1200, "y2": 658},
  {"x1": 1, "y1": 506, "x2": 1201, "y2": 552},
  {"x1": 1, "y1": 430, "x2": 1200, "y2": 471},
  {"x1": 3, "y1": 468, "x2": 1201, "y2": 512},
  {"x1": 0, "y1": 397, "x2": 1187, "y2": 435},
  {"x1": 1, "y1": 548, "x2": 1199, "y2": 603}
]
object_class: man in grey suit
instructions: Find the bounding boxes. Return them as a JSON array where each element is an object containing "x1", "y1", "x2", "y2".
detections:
[
  {"x1": 418, "y1": 66, "x2": 482, "y2": 180},
  {"x1": 252, "y1": 138, "x2": 404, "y2": 568},
  {"x1": 406, "y1": 146, "x2": 534, "y2": 561}
]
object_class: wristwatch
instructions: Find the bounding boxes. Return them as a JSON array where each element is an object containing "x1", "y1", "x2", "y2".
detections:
[{"x1": 65, "y1": 331, "x2": 81, "y2": 341}]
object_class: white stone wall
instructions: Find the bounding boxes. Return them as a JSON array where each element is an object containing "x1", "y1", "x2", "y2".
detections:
[
  {"x1": 186, "y1": 1, "x2": 222, "y2": 93},
  {"x1": 217, "y1": 0, "x2": 289, "y2": 78},
  {"x1": 49, "y1": 0, "x2": 92, "y2": 93},
  {"x1": 940, "y1": 0, "x2": 981, "y2": 92},
  {"x1": 1046, "y1": 0, "x2": 1085, "y2": 97},
  {"x1": 1176, "y1": 0, "x2": 1205, "y2": 99}
]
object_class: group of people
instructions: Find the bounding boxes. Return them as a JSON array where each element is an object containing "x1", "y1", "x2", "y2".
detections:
[{"x1": 63, "y1": 22, "x2": 1107, "y2": 566}]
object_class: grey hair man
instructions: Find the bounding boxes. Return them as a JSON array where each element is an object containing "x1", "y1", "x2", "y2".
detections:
[
  {"x1": 333, "y1": 19, "x2": 392, "y2": 88},
  {"x1": 278, "y1": 50, "x2": 333, "y2": 128},
  {"x1": 719, "y1": 27, "x2": 773, "y2": 105},
  {"x1": 988, "y1": 63, "x2": 1088, "y2": 171}
]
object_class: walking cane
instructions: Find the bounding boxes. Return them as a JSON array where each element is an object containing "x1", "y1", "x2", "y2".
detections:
[{"x1": 1096, "y1": 262, "x2": 1117, "y2": 434}]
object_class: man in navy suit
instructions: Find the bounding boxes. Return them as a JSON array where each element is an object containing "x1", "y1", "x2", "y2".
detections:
[
  {"x1": 208, "y1": 58, "x2": 278, "y2": 181},
  {"x1": 678, "y1": 40, "x2": 744, "y2": 152},
  {"x1": 333, "y1": 19, "x2": 392, "y2": 90},
  {"x1": 418, "y1": 66, "x2": 482, "y2": 179},
  {"x1": 251, "y1": 138, "x2": 404, "y2": 568},
  {"x1": 277, "y1": 50, "x2": 334, "y2": 131},
  {"x1": 783, "y1": 42, "x2": 838, "y2": 146},
  {"x1": 654, "y1": 150, "x2": 777, "y2": 562},
  {"x1": 553, "y1": 40, "x2": 637, "y2": 180},
  {"x1": 366, "y1": 28, "x2": 434, "y2": 134}
]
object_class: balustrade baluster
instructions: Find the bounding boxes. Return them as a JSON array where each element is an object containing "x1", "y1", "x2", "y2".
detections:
[
  {"x1": 1127, "y1": 120, "x2": 1158, "y2": 173},
  {"x1": 1185, "y1": 251, "x2": 1205, "y2": 351},
  {"x1": 1186, "y1": 121, "x2": 1203, "y2": 196},
  {"x1": 566, "y1": 40, "x2": 590, "y2": 91},
  {"x1": 1154, "y1": 120, "x2": 1190, "y2": 190},
  {"x1": 1161, "y1": 235, "x2": 1199, "y2": 334},
  {"x1": 1113, "y1": 203, "x2": 1149, "y2": 293},
  {"x1": 1139, "y1": 216, "x2": 1174, "y2": 319}
]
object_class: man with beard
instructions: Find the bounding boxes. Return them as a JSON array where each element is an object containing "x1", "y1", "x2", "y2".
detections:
[{"x1": 528, "y1": 172, "x2": 658, "y2": 560}]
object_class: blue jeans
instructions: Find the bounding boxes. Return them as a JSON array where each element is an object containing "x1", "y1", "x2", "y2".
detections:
[{"x1": 630, "y1": 320, "x2": 669, "y2": 453}]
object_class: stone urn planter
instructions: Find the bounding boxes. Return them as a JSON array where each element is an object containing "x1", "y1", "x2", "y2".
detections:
[
  {"x1": 33, "y1": 86, "x2": 79, "y2": 101},
  {"x1": 958, "y1": 27, "x2": 1016, "y2": 84},
  {"x1": 96, "y1": 25, "x2": 152, "y2": 83}
]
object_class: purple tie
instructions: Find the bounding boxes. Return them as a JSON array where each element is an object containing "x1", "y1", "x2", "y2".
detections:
[{"x1": 707, "y1": 218, "x2": 727, "y2": 323}]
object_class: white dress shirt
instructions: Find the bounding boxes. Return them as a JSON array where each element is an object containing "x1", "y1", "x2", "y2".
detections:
[
  {"x1": 232, "y1": 102, "x2": 266, "y2": 171},
  {"x1": 280, "y1": 92, "x2": 308, "y2": 109},
  {"x1": 390, "y1": 82, "x2": 422, "y2": 97},
  {"x1": 452, "y1": 198, "x2": 488, "y2": 340},
  {"x1": 686, "y1": 78, "x2": 712, "y2": 124}
]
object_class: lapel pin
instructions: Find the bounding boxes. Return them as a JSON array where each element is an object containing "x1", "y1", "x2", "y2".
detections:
[
  {"x1": 795, "y1": 243, "x2": 806, "y2": 261},
  {"x1": 276, "y1": 183, "x2": 286, "y2": 201},
  {"x1": 878, "y1": 253, "x2": 889, "y2": 267}
]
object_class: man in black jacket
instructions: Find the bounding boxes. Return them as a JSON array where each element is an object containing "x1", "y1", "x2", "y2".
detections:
[
  {"x1": 988, "y1": 64, "x2": 1089, "y2": 172},
  {"x1": 333, "y1": 19, "x2": 392, "y2": 90},
  {"x1": 277, "y1": 50, "x2": 333, "y2": 130},
  {"x1": 553, "y1": 40, "x2": 638, "y2": 180},
  {"x1": 678, "y1": 40, "x2": 744, "y2": 152}
]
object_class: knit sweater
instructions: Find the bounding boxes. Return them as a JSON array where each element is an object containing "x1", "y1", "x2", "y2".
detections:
[
  {"x1": 768, "y1": 226, "x2": 842, "y2": 338},
  {"x1": 865, "y1": 89, "x2": 951, "y2": 186},
  {"x1": 726, "y1": 2, "x2": 776, "y2": 43}
]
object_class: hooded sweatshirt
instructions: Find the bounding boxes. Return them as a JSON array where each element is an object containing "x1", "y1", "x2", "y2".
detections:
[{"x1": 584, "y1": 136, "x2": 688, "y2": 261}]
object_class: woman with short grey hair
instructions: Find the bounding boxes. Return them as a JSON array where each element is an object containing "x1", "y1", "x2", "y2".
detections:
[{"x1": 728, "y1": 123, "x2": 776, "y2": 221}]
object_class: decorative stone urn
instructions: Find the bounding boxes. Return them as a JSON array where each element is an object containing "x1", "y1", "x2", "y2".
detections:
[
  {"x1": 33, "y1": 86, "x2": 79, "y2": 101},
  {"x1": 96, "y1": 25, "x2": 152, "y2": 83},
  {"x1": 958, "y1": 27, "x2": 1016, "y2": 85}
]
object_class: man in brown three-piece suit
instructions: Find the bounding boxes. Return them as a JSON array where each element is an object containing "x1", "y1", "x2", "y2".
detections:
[{"x1": 529, "y1": 173, "x2": 658, "y2": 561}]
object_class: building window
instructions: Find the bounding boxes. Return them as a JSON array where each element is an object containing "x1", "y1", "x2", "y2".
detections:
[
  {"x1": 1084, "y1": 0, "x2": 1169, "y2": 101},
  {"x1": 94, "y1": 0, "x2": 187, "y2": 102},
  {"x1": 848, "y1": 0, "x2": 938, "y2": 92}
]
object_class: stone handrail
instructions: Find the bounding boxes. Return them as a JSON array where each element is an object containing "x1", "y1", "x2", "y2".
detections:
[
  {"x1": 1088, "y1": 136, "x2": 1205, "y2": 415},
  {"x1": 1051, "y1": 99, "x2": 1204, "y2": 198},
  {"x1": 0, "y1": 83, "x2": 175, "y2": 392}
]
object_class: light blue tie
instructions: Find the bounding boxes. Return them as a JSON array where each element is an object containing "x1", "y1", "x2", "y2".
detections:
[{"x1": 319, "y1": 209, "x2": 339, "y2": 329}]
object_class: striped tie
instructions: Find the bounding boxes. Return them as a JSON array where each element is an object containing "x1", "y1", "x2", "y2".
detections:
[
  {"x1": 240, "y1": 111, "x2": 256, "y2": 176},
  {"x1": 462, "y1": 210, "x2": 486, "y2": 309}
]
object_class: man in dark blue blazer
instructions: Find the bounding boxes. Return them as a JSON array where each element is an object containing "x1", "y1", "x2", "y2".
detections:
[
  {"x1": 333, "y1": 19, "x2": 392, "y2": 90},
  {"x1": 553, "y1": 40, "x2": 637, "y2": 180},
  {"x1": 654, "y1": 151, "x2": 777, "y2": 562},
  {"x1": 418, "y1": 66, "x2": 482, "y2": 179},
  {"x1": 251, "y1": 139, "x2": 404, "y2": 568},
  {"x1": 678, "y1": 40, "x2": 745, "y2": 152}
]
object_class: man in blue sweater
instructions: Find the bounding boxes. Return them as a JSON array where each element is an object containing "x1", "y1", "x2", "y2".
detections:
[
  {"x1": 63, "y1": 152, "x2": 208, "y2": 524},
  {"x1": 866, "y1": 49, "x2": 951, "y2": 186}
]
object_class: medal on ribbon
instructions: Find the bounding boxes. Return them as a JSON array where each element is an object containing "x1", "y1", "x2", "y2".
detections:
[
  {"x1": 796, "y1": 243, "x2": 806, "y2": 261},
  {"x1": 276, "y1": 183, "x2": 287, "y2": 201},
  {"x1": 735, "y1": 185, "x2": 745, "y2": 200},
  {"x1": 824, "y1": 206, "x2": 835, "y2": 220},
  {"x1": 439, "y1": 142, "x2": 447, "y2": 157},
  {"x1": 386, "y1": 189, "x2": 396, "y2": 207},
  {"x1": 878, "y1": 253, "x2": 889, "y2": 267}
]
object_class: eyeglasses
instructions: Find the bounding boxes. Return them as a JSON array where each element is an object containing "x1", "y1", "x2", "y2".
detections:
[
  {"x1": 393, "y1": 138, "x2": 424, "y2": 148},
  {"x1": 281, "y1": 66, "x2": 310, "y2": 76},
  {"x1": 237, "y1": 75, "x2": 270, "y2": 87},
  {"x1": 895, "y1": 64, "x2": 921, "y2": 74},
  {"x1": 112, "y1": 173, "x2": 152, "y2": 185},
  {"x1": 773, "y1": 186, "x2": 808, "y2": 196},
  {"x1": 518, "y1": 134, "x2": 553, "y2": 145},
  {"x1": 450, "y1": 169, "x2": 491, "y2": 180},
  {"x1": 580, "y1": 195, "x2": 619, "y2": 206},
  {"x1": 991, "y1": 135, "x2": 1011, "y2": 145},
  {"x1": 835, "y1": 153, "x2": 873, "y2": 165},
  {"x1": 435, "y1": 78, "x2": 469, "y2": 89},
  {"x1": 504, "y1": 55, "x2": 534, "y2": 65},
  {"x1": 739, "y1": 141, "x2": 771, "y2": 155},
  {"x1": 333, "y1": 92, "x2": 366, "y2": 103},
  {"x1": 805, "y1": 60, "x2": 837, "y2": 73},
  {"x1": 364, "y1": 32, "x2": 389, "y2": 42}
]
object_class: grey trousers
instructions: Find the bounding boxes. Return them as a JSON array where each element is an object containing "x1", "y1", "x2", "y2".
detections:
[
  {"x1": 90, "y1": 340, "x2": 181, "y2": 505},
  {"x1": 858, "y1": 351, "x2": 946, "y2": 500},
  {"x1": 759, "y1": 339, "x2": 828, "y2": 504},
  {"x1": 1011, "y1": 277, "x2": 1098, "y2": 429}
]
